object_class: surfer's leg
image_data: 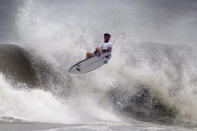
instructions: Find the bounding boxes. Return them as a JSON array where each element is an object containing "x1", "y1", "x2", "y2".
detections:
[{"x1": 86, "y1": 52, "x2": 93, "y2": 59}]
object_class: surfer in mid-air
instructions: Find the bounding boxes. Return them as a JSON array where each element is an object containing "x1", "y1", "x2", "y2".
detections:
[
  {"x1": 69, "y1": 33, "x2": 125, "y2": 74},
  {"x1": 86, "y1": 33, "x2": 112, "y2": 59}
]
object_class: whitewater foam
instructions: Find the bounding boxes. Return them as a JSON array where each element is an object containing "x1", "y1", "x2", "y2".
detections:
[{"x1": 0, "y1": 74, "x2": 120, "y2": 123}]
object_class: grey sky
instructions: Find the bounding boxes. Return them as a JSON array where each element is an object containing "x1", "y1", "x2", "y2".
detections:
[{"x1": 0, "y1": 0, "x2": 197, "y2": 44}]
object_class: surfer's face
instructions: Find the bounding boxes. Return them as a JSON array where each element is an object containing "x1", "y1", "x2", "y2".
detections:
[{"x1": 104, "y1": 36, "x2": 110, "y2": 43}]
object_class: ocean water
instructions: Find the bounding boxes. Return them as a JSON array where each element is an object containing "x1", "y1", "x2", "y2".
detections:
[{"x1": 1, "y1": 0, "x2": 197, "y2": 130}]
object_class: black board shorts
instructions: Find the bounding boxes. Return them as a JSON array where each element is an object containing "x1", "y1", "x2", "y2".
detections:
[{"x1": 92, "y1": 49, "x2": 109, "y2": 57}]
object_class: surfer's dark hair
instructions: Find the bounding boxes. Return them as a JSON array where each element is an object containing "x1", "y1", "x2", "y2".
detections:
[{"x1": 104, "y1": 33, "x2": 111, "y2": 38}]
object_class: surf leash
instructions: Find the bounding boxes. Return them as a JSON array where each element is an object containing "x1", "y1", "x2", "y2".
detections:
[{"x1": 112, "y1": 33, "x2": 126, "y2": 50}]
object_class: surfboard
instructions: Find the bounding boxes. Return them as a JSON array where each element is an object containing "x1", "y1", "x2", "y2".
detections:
[{"x1": 68, "y1": 52, "x2": 111, "y2": 74}]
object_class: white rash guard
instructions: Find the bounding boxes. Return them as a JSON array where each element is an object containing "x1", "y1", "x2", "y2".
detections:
[{"x1": 97, "y1": 42, "x2": 112, "y2": 50}]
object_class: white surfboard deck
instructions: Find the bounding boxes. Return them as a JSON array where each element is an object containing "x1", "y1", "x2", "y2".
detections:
[{"x1": 68, "y1": 52, "x2": 111, "y2": 74}]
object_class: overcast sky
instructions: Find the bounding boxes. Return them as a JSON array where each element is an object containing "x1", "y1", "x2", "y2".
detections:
[{"x1": 0, "y1": 0, "x2": 196, "y2": 44}]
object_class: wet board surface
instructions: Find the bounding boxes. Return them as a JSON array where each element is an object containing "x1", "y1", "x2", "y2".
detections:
[{"x1": 68, "y1": 52, "x2": 111, "y2": 74}]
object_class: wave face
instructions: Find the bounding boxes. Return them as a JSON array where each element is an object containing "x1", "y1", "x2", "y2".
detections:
[
  {"x1": 0, "y1": 0, "x2": 197, "y2": 125},
  {"x1": 0, "y1": 44, "x2": 37, "y2": 86}
]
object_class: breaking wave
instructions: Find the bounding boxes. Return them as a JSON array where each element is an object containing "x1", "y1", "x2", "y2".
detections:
[{"x1": 0, "y1": 0, "x2": 197, "y2": 125}]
